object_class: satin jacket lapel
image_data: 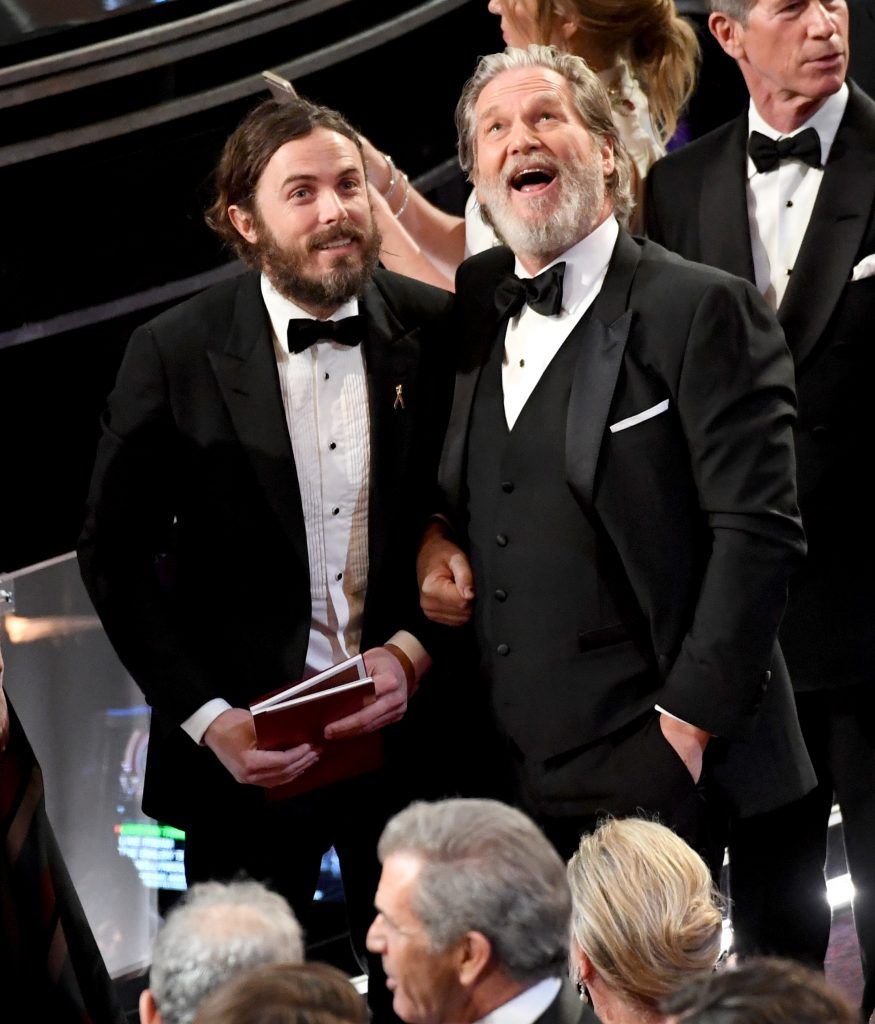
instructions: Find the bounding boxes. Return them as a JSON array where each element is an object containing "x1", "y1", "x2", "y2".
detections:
[
  {"x1": 700, "y1": 115, "x2": 756, "y2": 282},
  {"x1": 440, "y1": 248, "x2": 515, "y2": 515},
  {"x1": 566, "y1": 231, "x2": 638, "y2": 508},
  {"x1": 360, "y1": 277, "x2": 422, "y2": 570},
  {"x1": 778, "y1": 86, "x2": 875, "y2": 367},
  {"x1": 206, "y1": 273, "x2": 308, "y2": 570}
]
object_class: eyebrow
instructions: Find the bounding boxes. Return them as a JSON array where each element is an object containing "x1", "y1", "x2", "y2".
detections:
[
  {"x1": 477, "y1": 92, "x2": 564, "y2": 122},
  {"x1": 279, "y1": 165, "x2": 363, "y2": 189}
]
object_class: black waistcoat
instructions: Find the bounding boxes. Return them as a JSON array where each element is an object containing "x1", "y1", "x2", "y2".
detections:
[{"x1": 465, "y1": 325, "x2": 657, "y2": 762}]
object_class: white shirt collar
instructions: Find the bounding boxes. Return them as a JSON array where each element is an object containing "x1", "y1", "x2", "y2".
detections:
[
  {"x1": 260, "y1": 273, "x2": 360, "y2": 354},
  {"x1": 476, "y1": 978, "x2": 562, "y2": 1024},
  {"x1": 747, "y1": 83, "x2": 849, "y2": 175},
  {"x1": 514, "y1": 214, "x2": 619, "y2": 316}
]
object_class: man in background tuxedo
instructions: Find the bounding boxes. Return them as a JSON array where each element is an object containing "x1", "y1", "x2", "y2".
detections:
[
  {"x1": 78, "y1": 98, "x2": 451, "y2": 1018},
  {"x1": 646, "y1": 1, "x2": 875, "y2": 1015},
  {"x1": 417, "y1": 45, "x2": 812, "y2": 868}
]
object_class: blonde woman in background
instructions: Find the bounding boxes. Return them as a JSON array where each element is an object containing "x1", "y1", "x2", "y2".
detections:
[
  {"x1": 567, "y1": 818, "x2": 723, "y2": 1024},
  {"x1": 364, "y1": 0, "x2": 699, "y2": 287}
]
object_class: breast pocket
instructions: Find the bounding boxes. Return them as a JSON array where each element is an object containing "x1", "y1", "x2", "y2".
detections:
[{"x1": 609, "y1": 399, "x2": 670, "y2": 435}]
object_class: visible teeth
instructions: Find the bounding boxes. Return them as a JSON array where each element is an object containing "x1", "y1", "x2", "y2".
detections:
[
  {"x1": 511, "y1": 168, "x2": 554, "y2": 191},
  {"x1": 320, "y1": 238, "x2": 353, "y2": 249}
]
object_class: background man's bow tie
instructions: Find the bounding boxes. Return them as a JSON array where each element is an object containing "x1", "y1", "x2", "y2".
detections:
[
  {"x1": 748, "y1": 127, "x2": 822, "y2": 174},
  {"x1": 494, "y1": 262, "x2": 566, "y2": 319},
  {"x1": 287, "y1": 314, "x2": 364, "y2": 354}
]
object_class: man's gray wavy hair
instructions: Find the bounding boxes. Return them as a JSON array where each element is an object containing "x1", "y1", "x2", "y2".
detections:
[
  {"x1": 149, "y1": 879, "x2": 304, "y2": 1024},
  {"x1": 455, "y1": 45, "x2": 634, "y2": 225},
  {"x1": 708, "y1": 0, "x2": 755, "y2": 25},
  {"x1": 378, "y1": 799, "x2": 571, "y2": 985}
]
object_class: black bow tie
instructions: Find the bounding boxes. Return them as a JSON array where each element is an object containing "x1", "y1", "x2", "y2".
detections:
[
  {"x1": 494, "y1": 263, "x2": 566, "y2": 319},
  {"x1": 748, "y1": 127, "x2": 822, "y2": 174},
  {"x1": 286, "y1": 315, "x2": 364, "y2": 354}
]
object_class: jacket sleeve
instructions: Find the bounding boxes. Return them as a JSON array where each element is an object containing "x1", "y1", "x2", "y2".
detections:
[
  {"x1": 658, "y1": 276, "x2": 807, "y2": 739},
  {"x1": 77, "y1": 325, "x2": 221, "y2": 725}
]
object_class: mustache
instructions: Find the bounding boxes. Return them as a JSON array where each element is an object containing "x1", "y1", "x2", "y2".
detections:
[{"x1": 307, "y1": 223, "x2": 367, "y2": 252}]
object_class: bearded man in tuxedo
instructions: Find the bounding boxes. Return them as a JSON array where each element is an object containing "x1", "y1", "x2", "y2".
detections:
[
  {"x1": 417, "y1": 44, "x2": 813, "y2": 868},
  {"x1": 78, "y1": 97, "x2": 452, "y2": 1019}
]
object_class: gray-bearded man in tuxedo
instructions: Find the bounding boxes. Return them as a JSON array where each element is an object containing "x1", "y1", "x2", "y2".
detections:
[
  {"x1": 416, "y1": 44, "x2": 813, "y2": 872},
  {"x1": 646, "y1": 2, "x2": 875, "y2": 1014}
]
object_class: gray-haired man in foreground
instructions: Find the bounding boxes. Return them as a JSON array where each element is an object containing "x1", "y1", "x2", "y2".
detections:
[
  {"x1": 366, "y1": 798, "x2": 596, "y2": 1024},
  {"x1": 139, "y1": 879, "x2": 304, "y2": 1024}
]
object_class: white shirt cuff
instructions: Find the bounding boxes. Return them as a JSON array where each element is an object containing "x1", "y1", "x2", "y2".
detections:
[
  {"x1": 181, "y1": 698, "x2": 233, "y2": 744},
  {"x1": 387, "y1": 630, "x2": 431, "y2": 682}
]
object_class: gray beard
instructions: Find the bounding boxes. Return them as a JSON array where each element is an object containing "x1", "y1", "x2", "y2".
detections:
[{"x1": 478, "y1": 158, "x2": 605, "y2": 264}]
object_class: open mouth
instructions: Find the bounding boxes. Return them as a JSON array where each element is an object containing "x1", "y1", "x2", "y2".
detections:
[{"x1": 510, "y1": 167, "x2": 557, "y2": 194}]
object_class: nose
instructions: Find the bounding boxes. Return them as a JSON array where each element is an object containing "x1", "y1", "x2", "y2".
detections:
[
  {"x1": 807, "y1": 0, "x2": 841, "y2": 36},
  {"x1": 366, "y1": 916, "x2": 384, "y2": 953},
  {"x1": 507, "y1": 118, "x2": 541, "y2": 156},
  {"x1": 487, "y1": 0, "x2": 502, "y2": 14},
  {"x1": 316, "y1": 188, "x2": 349, "y2": 224}
]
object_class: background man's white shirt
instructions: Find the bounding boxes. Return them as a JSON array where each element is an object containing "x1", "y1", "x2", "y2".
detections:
[{"x1": 747, "y1": 85, "x2": 848, "y2": 308}]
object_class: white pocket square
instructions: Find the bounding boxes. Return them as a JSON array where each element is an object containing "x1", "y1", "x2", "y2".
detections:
[
  {"x1": 609, "y1": 399, "x2": 670, "y2": 433},
  {"x1": 851, "y1": 254, "x2": 875, "y2": 281}
]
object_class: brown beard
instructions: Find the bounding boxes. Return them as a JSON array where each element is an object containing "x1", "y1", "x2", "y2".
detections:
[{"x1": 250, "y1": 212, "x2": 382, "y2": 313}]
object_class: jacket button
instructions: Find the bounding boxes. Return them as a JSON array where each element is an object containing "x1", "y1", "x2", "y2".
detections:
[
  {"x1": 496, "y1": 643, "x2": 510, "y2": 656},
  {"x1": 494, "y1": 589, "x2": 507, "y2": 602},
  {"x1": 496, "y1": 533, "x2": 508, "y2": 547},
  {"x1": 501, "y1": 481, "x2": 514, "y2": 493}
]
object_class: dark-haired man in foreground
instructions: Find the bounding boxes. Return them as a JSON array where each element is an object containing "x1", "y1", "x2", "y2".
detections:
[{"x1": 78, "y1": 97, "x2": 451, "y2": 1016}]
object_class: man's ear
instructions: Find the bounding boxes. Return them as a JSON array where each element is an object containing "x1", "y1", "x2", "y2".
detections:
[
  {"x1": 139, "y1": 988, "x2": 161, "y2": 1024},
  {"x1": 457, "y1": 930, "x2": 494, "y2": 987},
  {"x1": 708, "y1": 11, "x2": 746, "y2": 61},
  {"x1": 600, "y1": 134, "x2": 615, "y2": 179},
  {"x1": 228, "y1": 204, "x2": 259, "y2": 244}
]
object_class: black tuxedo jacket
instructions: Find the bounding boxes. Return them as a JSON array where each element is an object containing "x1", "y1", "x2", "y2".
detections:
[
  {"x1": 445, "y1": 231, "x2": 814, "y2": 816},
  {"x1": 78, "y1": 268, "x2": 452, "y2": 828},
  {"x1": 646, "y1": 84, "x2": 875, "y2": 689}
]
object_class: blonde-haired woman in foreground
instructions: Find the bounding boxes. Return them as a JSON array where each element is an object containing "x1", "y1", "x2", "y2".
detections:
[{"x1": 567, "y1": 818, "x2": 723, "y2": 1024}]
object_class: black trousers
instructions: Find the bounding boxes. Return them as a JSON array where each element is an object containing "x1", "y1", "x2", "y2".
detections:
[
  {"x1": 730, "y1": 683, "x2": 875, "y2": 1017},
  {"x1": 511, "y1": 710, "x2": 720, "y2": 872},
  {"x1": 182, "y1": 770, "x2": 399, "y2": 1023}
]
